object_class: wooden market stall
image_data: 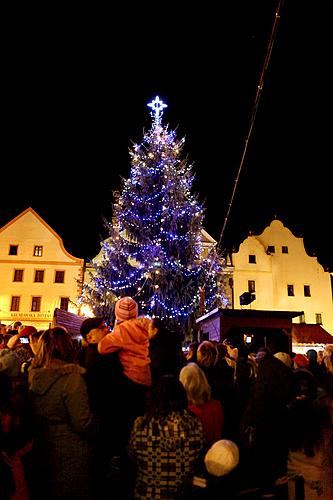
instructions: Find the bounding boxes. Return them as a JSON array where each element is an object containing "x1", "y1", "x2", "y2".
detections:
[{"x1": 196, "y1": 308, "x2": 304, "y2": 354}]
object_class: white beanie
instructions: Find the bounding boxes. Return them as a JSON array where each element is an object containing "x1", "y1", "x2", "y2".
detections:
[
  {"x1": 204, "y1": 439, "x2": 239, "y2": 477},
  {"x1": 274, "y1": 351, "x2": 292, "y2": 368}
]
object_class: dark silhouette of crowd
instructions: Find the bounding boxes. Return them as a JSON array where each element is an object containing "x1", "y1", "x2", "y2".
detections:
[{"x1": 1, "y1": 302, "x2": 333, "y2": 499}]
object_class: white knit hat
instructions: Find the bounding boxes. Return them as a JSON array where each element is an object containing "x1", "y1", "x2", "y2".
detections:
[
  {"x1": 204, "y1": 439, "x2": 239, "y2": 477},
  {"x1": 274, "y1": 351, "x2": 293, "y2": 368}
]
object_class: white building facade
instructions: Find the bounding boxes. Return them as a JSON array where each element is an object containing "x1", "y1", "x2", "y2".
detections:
[
  {"x1": 230, "y1": 219, "x2": 333, "y2": 335},
  {"x1": 0, "y1": 208, "x2": 84, "y2": 331}
]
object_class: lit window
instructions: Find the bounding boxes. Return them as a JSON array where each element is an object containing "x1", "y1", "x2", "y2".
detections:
[
  {"x1": 34, "y1": 246, "x2": 43, "y2": 257},
  {"x1": 299, "y1": 314, "x2": 305, "y2": 323},
  {"x1": 315, "y1": 313, "x2": 322, "y2": 325},
  {"x1": 9, "y1": 245, "x2": 18, "y2": 255},
  {"x1": 304, "y1": 285, "x2": 311, "y2": 297},
  {"x1": 13, "y1": 269, "x2": 24, "y2": 282},
  {"x1": 31, "y1": 296, "x2": 41, "y2": 312},
  {"x1": 60, "y1": 297, "x2": 69, "y2": 311},
  {"x1": 248, "y1": 280, "x2": 256, "y2": 293},
  {"x1": 34, "y1": 270, "x2": 45, "y2": 283},
  {"x1": 287, "y1": 284, "x2": 294, "y2": 296},
  {"x1": 282, "y1": 246, "x2": 288, "y2": 254},
  {"x1": 55, "y1": 271, "x2": 65, "y2": 283},
  {"x1": 248, "y1": 255, "x2": 256, "y2": 264},
  {"x1": 10, "y1": 296, "x2": 20, "y2": 311}
]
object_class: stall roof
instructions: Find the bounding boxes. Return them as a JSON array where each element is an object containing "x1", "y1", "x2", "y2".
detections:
[
  {"x1": 196, "y1": 308, "x2": 303, "y2": 324},
  {"x1": 292, "y1": 324, "x2": 333, "y2": 344}
]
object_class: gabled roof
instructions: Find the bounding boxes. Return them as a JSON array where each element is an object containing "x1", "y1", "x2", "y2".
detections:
[
  {"x1": 201, "y1": 228, "x2": 217, "y2": 245},
  {"x1": 292, "y1": 324, "x2": 333, "y2": 344},
  {"x1": 0, "y1": 207, "x2": 83, "y2": 263}
]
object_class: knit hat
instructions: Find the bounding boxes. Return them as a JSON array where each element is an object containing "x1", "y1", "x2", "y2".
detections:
[
  {"x1": 80, "y1": 317, "x2": 105, "y2": 340},
  {"x1": 274, "y1": 352, "x2": 293, "y2": 368},
  {"x1": 19, "y1": 326, "x2": 37, "y2": 337},
  {"x1": 0, "y1": 348, "x2": 21, "y2": 378},
  {"x1": 115, "y1": 297, "x2": 138, "y2": 322},
  {"x1": 294, "y1": 353, "x2": 309, "y2": 368},
  {"x1": 204, "y1": 439, "x2": 239, "y2": 477}
]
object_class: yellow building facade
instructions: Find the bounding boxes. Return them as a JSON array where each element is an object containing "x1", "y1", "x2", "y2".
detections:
[
  {"x1": 0, "y1": 208, "x2": 84, "y2": 331},
  {"x1": 231, "y1": 219, "x2": 333, "y2": 335}
]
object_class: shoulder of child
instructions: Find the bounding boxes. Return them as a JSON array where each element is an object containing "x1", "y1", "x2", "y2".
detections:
[{"x1": 134, "y1": 316, "x2": 152, "y2": 330}]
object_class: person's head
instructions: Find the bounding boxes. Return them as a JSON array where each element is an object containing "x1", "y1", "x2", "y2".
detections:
[
  {"x1": 80, "y1": 317, "x2": 110, "y2": 344},
  {"x1": 0, "y1": 348, "x2": 21, "y2": 378},
  {"x1": 222, "y1": 338, "x2": 239, "y2": 360},
  {"x1": 3, "y1": 334, "x2": 12, "y2": 347},
  {"x1": 115, "y1": 296, "x2": 138, "y2": 324},
  {"x1": 317, "y1": 350, "x2": 324, "y2": 364},
  {"x1": 293, "y1": 353, "x2": 309, "y2": 369},
  {"x1": 324, "y1": 352, "x2": 333, "y2": 374},
  {"x1": 32, "y1": 327, "x2": 75, "y2": 367},
  {"x1": 197, "y1": 340, "x2": 218, "y2": 368},
  {"x1": 145, "y1": 374, "x2": 188, "y2": 422},
  {"x1": 204, "y1": 439, "x2": 239, "y2": 477},
  {"x1": 179, "y1": 362, "x2": 211, "y2": 405},
  {"x1": 216, "y1": 342, "x2": 228, "y2": 359},
  {"x1": 29, "y1": 330, "x2": 44, "y2": 355},
  {"x1": 19, "y1": 325, "x2": 37, "y2": 339},
  {"x1": 306, "y1": 349, "x2": 318, "y2": 363},
  {"x1": 274, "y1": 351, "x2": 293, "y2": 368},
  {"x1": 323, "y1": 344, "x2": 333, "y2": 358},
  {"x1": 186, "y1": 341, "x2": 199, "y2": 361},
  {"x1": 13, "y1": 321, "x2": 22, "y2": 330}
]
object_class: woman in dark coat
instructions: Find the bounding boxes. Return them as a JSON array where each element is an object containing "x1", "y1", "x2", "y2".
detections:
[{"x1": 28, "y1": 327, "x2": 98, "y2": 500}]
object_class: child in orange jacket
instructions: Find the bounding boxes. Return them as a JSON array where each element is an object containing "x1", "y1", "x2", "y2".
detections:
[{"x1": 98, "y1": 296, "x2": 151, "y2": 387}]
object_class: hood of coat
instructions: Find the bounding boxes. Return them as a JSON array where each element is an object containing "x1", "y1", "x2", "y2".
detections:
[
  {"x1": 29, "y1": 361, "x2": 86, "y2": 395},
  {"x1": 117, "y1": 317, "x2": 151, "y2": 344}
]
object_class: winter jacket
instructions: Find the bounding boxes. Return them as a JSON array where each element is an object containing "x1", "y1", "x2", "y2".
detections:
[
  {"x1": 28, "y1": 360, "x2": 98, "y2": 500},
  {"x1": 98, "y1": 317, "x2": 151, "y2": 386},
  {"x1": 128, "y1": 410, "x2": 204, "y2": 499},
  {"x1": 188, "y1": 399, "x2": 224, "y2": 446}
]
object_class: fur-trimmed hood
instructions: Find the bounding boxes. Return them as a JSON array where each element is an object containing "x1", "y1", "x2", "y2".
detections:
[{"x1": 29, "y1": 361, "x2": 86, "y2": 395}]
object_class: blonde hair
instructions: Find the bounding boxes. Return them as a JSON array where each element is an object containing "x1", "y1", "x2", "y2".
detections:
[
  {"x1": 32, "y1": 327, "x2": 75, "y2": 368},
  {"x1": 179, "y1": 362, "x2": 211, "y2": 405},
  {"x1": 323, "y1": 344, "x2": 333, "y2": 357}
]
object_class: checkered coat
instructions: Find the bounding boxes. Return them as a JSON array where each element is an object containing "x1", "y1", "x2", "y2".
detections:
[{"x1": 128, "y1": 410, "x2": 204, "y2": 499}]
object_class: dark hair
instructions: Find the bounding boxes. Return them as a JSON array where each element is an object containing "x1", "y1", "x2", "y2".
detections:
[
  {"x1": 80, "y1": 317, "x2": 104, "y2": 340},
  {"x1": 306, "y1": 349, "x2": 318, "y2": 363},
  {"x1": 144, "y1": 374, "x2": 188, "y2": 423}
]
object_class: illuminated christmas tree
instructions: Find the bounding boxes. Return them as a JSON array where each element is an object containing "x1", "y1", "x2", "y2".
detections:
[{"x1": 81, "y1": 96, "x2": 226, "y2": 331}]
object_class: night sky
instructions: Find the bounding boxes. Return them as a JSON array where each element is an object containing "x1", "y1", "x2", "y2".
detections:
[{"x1": 2, "y1": 1, "x2": 332, "y2": 270}]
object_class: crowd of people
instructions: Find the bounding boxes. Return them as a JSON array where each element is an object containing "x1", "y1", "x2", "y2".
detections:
[{"x1": 0, "y1": 303, "x2": 333, "y2": 500}]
